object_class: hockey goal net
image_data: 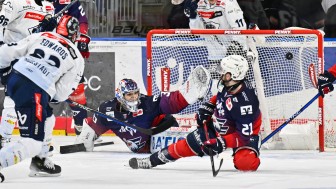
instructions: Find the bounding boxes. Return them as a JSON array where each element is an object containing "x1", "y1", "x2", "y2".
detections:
[{"x1": 146, "y1": 29, "x2": 335, "y2": 152}]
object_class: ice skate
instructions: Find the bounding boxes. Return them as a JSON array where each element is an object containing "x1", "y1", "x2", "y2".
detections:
[
  {"x1": 29, "y1": 156, "x2": 61, "y2": 177},
  {"x1": 129, "y1": 157, "x2": 153, "y2": 169}
]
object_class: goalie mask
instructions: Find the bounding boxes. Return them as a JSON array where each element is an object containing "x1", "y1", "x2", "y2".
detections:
[
  {"x1": 56, "y1": 15, "x2": 80, "y2": 43},
  {"x1": 217, "y1": 55, "x2": 249, "y2": 92},
  {"x1": 116, "y1": 79, "x2": 141, "y2": 112}
]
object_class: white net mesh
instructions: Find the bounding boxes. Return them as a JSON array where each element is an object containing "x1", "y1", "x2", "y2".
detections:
[{"x1": 147, "y1": 29, "x2": 335, "y2": 150}]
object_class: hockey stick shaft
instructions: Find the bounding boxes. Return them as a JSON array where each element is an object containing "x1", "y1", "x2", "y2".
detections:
[
  {"x1": 65, "y1": 100, "x2": 153, "y2": 135},
  {"x1": 60, "y1": 141, "x2": 114, "y2": 154},
  {"x1": 261, "y1": 93, "x2": 320, "y2": 144},
  {"x1": 54, "y1": 0, "x2": 79, "y2": 18},
  {"x1": 203, "y1": 121, "x2": 223, "y2": 177},
  {"x1": 33, "y1": 0, "x2": 79, "y2": 33}
]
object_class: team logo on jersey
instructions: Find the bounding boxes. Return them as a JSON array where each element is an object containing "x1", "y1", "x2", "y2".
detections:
[
  {"x1": 122, "y1": 137, "x2": 146, "y2": 152},
  {"x1": 119, "y1": 126, "x2": 137, "y2": 136},
  {"x1": 132, "y1": 109, "x2": 143, "y2": 117},
  {"x1": 225, "y1": 98, "x2": 233, "y2": 111},
  {"x1": 24, "y1": 12, "x2": 44, "y2": 21},
  {"x1": 240, "y1": 105, "x2": 253, "y2": 115}
]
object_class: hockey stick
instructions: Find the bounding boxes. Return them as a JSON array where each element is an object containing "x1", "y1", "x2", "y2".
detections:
[
  {"x1": 33, "y1": 0, "x2": 79, "y2": 33},
  {"x1": 261, "y1": 93, "x2": 320, "y2": 144},
  {"x1": 60, "y1": 141, "x2": 115, "y2": 154},
  {"x1": 65, "y1": 100, "x2": 153, "y2": 135},
  {"x1": 54, "y1": 0, "x2": 79, "y2": 18},
  {"x1": 203, "y1": 121, "x2": 223, "y2": 177},
  {"x1": 261, "y1": 64, "x2": 320, "y2": 144}
]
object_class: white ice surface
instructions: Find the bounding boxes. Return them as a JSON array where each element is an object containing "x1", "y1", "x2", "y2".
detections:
[{"x1": 1, "y1": 136, "x2": 336, "y2": 189}]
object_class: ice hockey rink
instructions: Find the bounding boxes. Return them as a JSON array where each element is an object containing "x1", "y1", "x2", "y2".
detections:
[{"x1": 1, "y1": 136, "x2": 336, "y2": 189}]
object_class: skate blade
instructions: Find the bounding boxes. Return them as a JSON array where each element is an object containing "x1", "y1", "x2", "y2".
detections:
[{"x1": 29, "y1": 171, "x2": 61, "y2": 177}]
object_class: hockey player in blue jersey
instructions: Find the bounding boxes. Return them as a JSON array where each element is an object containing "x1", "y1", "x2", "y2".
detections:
[
  {"x1": 75, "y1": 66, "x2": 212, "y2": 153},
  {"x1": 129, "y1": 55, "x2": 262, "y2": 171}
]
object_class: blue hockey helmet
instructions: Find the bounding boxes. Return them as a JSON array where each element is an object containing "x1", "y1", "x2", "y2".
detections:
[{"x1": 116, "y1": 79, "x2": 140, "y2": 112}]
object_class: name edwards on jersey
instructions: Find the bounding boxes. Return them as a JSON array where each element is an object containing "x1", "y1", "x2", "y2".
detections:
[{"x1": 40, "y1": 33, "x2": 78, "y2": 60}]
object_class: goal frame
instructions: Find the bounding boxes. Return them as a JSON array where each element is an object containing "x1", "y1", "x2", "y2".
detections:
[{"x1": 146, "y1": 29, "x2": 325, "y2": 151}]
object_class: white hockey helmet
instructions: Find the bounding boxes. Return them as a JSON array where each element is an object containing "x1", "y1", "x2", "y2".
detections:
[
  {"x1": 115, "y1": 79, "x2": 140, "y2": 112},
  {"x1": 217, "y1": 55, "x2": 249, "y2": 81}
]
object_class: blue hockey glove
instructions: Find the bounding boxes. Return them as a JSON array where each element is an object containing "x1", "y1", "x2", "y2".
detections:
[
  {"x1": 196, "y1": 101, "x2": 215, "y2": 126},
  {"x1": 318, "y1": 70, "x2": 336, "y2": 97},
  {"x1": 184, "y1": 0, "x2": 199, "y2": 19}
]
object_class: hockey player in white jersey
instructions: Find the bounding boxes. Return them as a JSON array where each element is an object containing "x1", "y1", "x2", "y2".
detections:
[
  {"x1": 185, "y1": 0, "x2": 246, "y2": 29},
  {"x1": 0, "y1": 0, "x2": 54, "y2": 145},
  {"x1": 0, "y1": 15, "x2": 84, "y2": 181},
  {"x1": 184, "y1": 0, "x2": 248, "y2": 62},
  {"x1": 0, "y1": 0, "x2": 54, "y2": 44}
]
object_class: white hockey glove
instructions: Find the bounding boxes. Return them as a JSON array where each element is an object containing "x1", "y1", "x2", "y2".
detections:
[{"x1": 179, "y1": 65, "x2": 211, "y2": 104}]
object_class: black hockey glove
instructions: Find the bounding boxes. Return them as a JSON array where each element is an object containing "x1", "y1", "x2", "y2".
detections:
[
  {"x1": 184, "y1": 0, "x2": 199, "y2": 19},
  {"x1": 33, "y1": 14, "x2": 57, "y2": 33},
  {"x1": 317, "y1": 70, "x2": 336, "y2": 97},
  {"x1": 203, "y1": 135, "x2": 226, "y2": 155},
  {"x1": 196, "y1": 101, "x2": 216, "y2": 126},
  {"x1": 77, "y1": 34, "x2": 91, "y2": 59},
  {"x1": 0, "y1": 66, "x2": 12, "y2": 85}
]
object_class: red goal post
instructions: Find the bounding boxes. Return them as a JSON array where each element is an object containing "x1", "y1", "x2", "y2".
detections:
[{"x1": 146, "y1": 29, "x2": 332, "y2": 152}]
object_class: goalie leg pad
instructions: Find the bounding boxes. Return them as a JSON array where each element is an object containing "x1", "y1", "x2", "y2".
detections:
[
  {"x1": 0, "y1": 96, "x2": 17, "y2": 139},
  {"x1": 75, "y1": 119, "x2": 97, "y2": 151},
  {"x1": 233, "y1": 148, "x2": 260, "y2": 171},
  {"x1": 179, "y1": 65, "x2": 211, "y2": 104}
]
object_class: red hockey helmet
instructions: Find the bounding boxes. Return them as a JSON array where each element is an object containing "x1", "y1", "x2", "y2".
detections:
[
  {"x1": 56, "y1": 15, "x2": 79, "y2": 43},
  {"x1": 233, "y1": 148, "x2": 260, "y2": 171}
]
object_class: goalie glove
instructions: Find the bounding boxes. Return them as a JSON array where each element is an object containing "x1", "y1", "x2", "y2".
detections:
[
  {"x1": 179, "y1": 65, "x2": 211, "y2": 104},
  {"x1": 184, "y1": 0, "x2": 199, "y2": 19},
  {"x1": 77, "y1": 34, "x2": 91, "y2": 59},
  {"x1": 196, "y1": 102, "x2": 215, "y2": 127},
  {"x1": 317, "y1": 70, "x2": 336, "y2": 97}
]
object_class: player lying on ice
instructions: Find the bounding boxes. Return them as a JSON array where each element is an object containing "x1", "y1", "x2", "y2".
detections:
[
  {"x1": 75, "y1": 65, "x2": 212, "y2": 153},
  {"x1": 129, "y1": 55, "x2": 262, "y2": 171}
]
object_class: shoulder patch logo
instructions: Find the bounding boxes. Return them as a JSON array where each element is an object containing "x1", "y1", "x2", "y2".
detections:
[{"x1": 225, "y1": 98, "x2": 233, "y2": 111}]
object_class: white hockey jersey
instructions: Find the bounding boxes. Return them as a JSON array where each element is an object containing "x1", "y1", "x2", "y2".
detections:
[
  {"x1": 0, "y1": 0, "x2": 54, "y2": 43},
  {"x1": 0, "y1": 32, "x2": 85, "y2": 102},
  {"x1": 190, "y1": 0, "x2": 247, "y2": 60},
  {"x1": 190, "y1": 0, "x2": 246, "y2": 29}
]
